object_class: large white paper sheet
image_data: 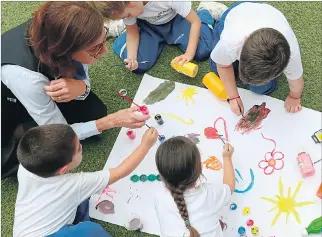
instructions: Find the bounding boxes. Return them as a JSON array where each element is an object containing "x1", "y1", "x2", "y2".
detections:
[{"x1": 90, "y1": 74, "x2": 321, "y2": 237}]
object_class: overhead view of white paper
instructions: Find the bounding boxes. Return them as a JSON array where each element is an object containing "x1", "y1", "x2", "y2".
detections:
[{"x1": 89, "y1": 74, "x2": 322, "y2": 237}]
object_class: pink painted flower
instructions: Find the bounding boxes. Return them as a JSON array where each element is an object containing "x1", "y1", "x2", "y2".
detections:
[{"x1": 258, "y1": 151, "x2": 284, "y2": 175}]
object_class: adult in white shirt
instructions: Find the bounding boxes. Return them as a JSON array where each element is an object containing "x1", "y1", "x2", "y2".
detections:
[
  {"x1": 209, "y1": 2, "x2": 304, "y2": 116},
  {"x1": 1, "y1": 2, "x2": 150, "y2": 179}
]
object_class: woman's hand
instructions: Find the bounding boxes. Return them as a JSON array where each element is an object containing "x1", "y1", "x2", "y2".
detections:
[{"x1": 44, "y1": 78, "x2": 86, "y2": 103}]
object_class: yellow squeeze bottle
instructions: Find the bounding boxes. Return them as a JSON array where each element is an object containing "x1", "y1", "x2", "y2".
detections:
[
  {"x1": 170, "y1": 59, "x2": 198, "y2": 78},
  {"x1": 202, "y1": 72, "x2": 228, "y2": 100}
]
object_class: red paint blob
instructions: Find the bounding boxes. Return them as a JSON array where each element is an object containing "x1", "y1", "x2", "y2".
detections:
[
  {"x1": 204, "y1": 127, "x2": 219, "y2": 139},
  {"x1": 246, "y1": 219, "x2": 254, "y2": 227}
]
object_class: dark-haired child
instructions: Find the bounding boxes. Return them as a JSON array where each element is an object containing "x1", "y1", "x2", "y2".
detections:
[
  {"x1": 13, "y1": 124, "x2": 158, "y2": 237},
  {"x1": 154, "y1": 136, "x2": 235, "y2": 237},
  {"x1": 210, "y1": 2, "x2": 304, "y2": 115},
  {"x1": 89, "y1": 1, "x2": 228, "y2": 73}
]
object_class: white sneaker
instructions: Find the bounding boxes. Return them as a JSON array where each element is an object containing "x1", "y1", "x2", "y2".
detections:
[
  {"x1": 197, "y1": 2, "x2": 228, "y2": 21},
  {"x1": 104, "y1": 20, "x2": 126, "y2": 38}
]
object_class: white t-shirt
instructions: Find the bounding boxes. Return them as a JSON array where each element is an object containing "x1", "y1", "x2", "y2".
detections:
[
  {"x1": 13, "y1": 165, "x2": 110, "y2": 237},
  {"x1": 154, "y1": 183, "x2": 231, "y2": 237},
  {"x1": 124, "y1": 1, "x2": 191, "y2": 25},
  {"x1": 210, "y1": 2, "x2": 303, "y2": 81}
]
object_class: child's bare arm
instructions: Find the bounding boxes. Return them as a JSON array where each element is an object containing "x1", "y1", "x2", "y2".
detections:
[
  {"x1": 285, "y1": 76, "x2": 304, "y2": 113},
  {"x1": 125, "y1": 24, "x2": 140, "y2": 70},
  {"x1": 222, "y1": 143, "x2": 235, "y2": 193},
  {"x1": 217, "y1": 64, "x2": 244, "y2": 115},
  {"x1": 108, "y1": 128, "x2": 158, "y2": 185}
]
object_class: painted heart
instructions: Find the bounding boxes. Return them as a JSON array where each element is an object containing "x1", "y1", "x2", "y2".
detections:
[{"x1": 204, "y1": 117, "x2": 229, "y2": 141}]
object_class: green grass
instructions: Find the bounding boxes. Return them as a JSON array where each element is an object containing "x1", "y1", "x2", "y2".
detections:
[{"x1": 1, "y1": 1, "x2": 321, "y2": 236}]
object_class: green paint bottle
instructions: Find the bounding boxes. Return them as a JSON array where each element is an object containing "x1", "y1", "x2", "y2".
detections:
[{"x1": 301, "y1": 216, "x2": 322, "y2": 236}]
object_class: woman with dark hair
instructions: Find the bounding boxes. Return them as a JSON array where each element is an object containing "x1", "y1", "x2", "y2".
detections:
[{"x1": 1, "y1": 1, "x2": 150, "y2": 179}]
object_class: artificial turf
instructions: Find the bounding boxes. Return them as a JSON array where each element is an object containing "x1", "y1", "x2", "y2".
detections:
[{"x1": 1, "y1": 1, "x2": 321, "y2": 236}]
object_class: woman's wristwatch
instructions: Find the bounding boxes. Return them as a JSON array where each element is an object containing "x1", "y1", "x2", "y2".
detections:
[{"x1": 79, "y1": 84, "x2": 91, "y2": 99}]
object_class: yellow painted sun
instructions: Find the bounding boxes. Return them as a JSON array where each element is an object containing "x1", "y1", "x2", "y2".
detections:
[
  {"x1": 261, "y1": 177, "x2": 315, "y2": 226},
  {"x1": 177, "y1": 87, "x2": 198, "y2": 106}
]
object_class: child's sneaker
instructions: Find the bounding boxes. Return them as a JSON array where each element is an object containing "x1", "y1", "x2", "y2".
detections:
[
  {"x1": 104, "y1": 20, "x2": 126, "y2": 38},
  {"x1": 197, "y1": 2, "x2": 228, "y2": 21}
]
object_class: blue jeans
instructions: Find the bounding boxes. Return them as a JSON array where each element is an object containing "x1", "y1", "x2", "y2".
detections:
[
  {"x1": 47, "y1": 199, "x2": 111, "y2": 237},
  {"x1": 113, "y1": 10, "x2": 215, "y2": 74},
  {"x1": 209, "y1": 2, "x2": 277, "y2": 95}
]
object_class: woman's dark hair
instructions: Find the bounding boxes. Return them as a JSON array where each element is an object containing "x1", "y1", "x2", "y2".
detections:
[
  {"x1": 28, "y1": 1, "x2": 104, "y2": 77},
  {"x1": 156, "y1": 136, "x2": 201, "y2": 237}
]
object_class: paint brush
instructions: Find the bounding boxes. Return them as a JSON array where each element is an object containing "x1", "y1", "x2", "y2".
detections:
[
  {"x1": 219, "y1": 134, "x2": 229, "y2": 151},
  {"x1": 116, "y1": 91, "x2": 141, "y2": 108},
  {"x1": 218, "y1": 134, "x2": 226, "y2": 145},
  {"x1": 314, "y1": 158, "x2": 322, "y2": 164},
  {"x1": 145, "y1": 123, "x2": 163, "y2": 139},
  {"x1": 112, "y1": 61, "x2": 150, "y2": 67}
]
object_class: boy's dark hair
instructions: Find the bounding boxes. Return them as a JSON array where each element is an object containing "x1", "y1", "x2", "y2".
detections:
[
  {"x1": 17, "y1": 124, "x2": 76, "y2": 178},
  {"x1": 87, "y1": 1, "x2": 129, "y2": 19},
  {"x1": 239, "y1": 28, "x2": 291, "y2": 85},
  {"x1": 156, "y1": 136, "x2": 201, "y2": 237}
]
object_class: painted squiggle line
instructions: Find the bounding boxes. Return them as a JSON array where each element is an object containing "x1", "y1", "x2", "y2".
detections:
[{"x1": 161, "y1": 113, "x2": 194, "y2": 125}]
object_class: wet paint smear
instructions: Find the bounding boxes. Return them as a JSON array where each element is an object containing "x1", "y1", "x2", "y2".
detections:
[
  {"x1": 204, "y1": 117, "x2": 229, "y2": 141},
  {"x1": 143, "y1": 80, "x2": 175, "y2": 105},
  {"x1": 235, "y1": 102, "x2": 271, "y2": 134},
  {"x1": 184, "y1": 133, "x2": 200, "y2": 144},
  {"x1": 203, "y1": 156, "x2": 222, "y2": 171}
]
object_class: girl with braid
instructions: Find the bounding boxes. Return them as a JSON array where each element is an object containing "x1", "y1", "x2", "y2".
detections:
[{"x1": 155, "y1": 136, "x2": 235, "y2": 237}]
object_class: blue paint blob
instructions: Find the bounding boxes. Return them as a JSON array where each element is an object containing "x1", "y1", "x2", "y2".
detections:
[
  {"x1": 234, "y1": 168, "x2": 255, "y2": 194},
  {"x1": 238, "y1": 226, "x2": 246, "y2": 236},
  {"x1": 230, "y1": 203, "x2": 237, "y2": 210}
]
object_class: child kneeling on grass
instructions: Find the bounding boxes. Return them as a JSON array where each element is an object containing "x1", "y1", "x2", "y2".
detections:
[
  {"x1": 89, "y1": 1, "x2": 228, "y2": 73},
  {"x1": 154, "y1": 136, "x2": 235, "y2": 237},
  {"x1": 210, "y1": 2, "x2": 304, "y2": 116},
  {"x1": 13, "y1": 124, "x2": 157, "y2": 237}
]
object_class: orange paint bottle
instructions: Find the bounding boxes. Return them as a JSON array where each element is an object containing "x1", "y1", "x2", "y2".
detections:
[
  {"x1": 202, "y1": 72, "x2": 228, "y2": 100},
  {"x1": 317, "y1": 183, "x2": 322, "y2": 199}
]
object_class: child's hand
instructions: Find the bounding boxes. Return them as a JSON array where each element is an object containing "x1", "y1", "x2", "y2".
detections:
[
  {"x1": 141, "y1": 127, "x2": 158, "y2": 148},
  {"x1": 285, "y1": 95, "x2": 302, "y2": 113},
  {"x1": 124, "y1": 58, "x2": 138, "y2": 71},
  {"x1": 230, "y1": 98, "x2": 244, "y2": 116},
  {"x1": 222, "y1": 143, "x2": 234, "y2": 159},
  {"x1": 173, "y1": 53, "x2": 193, "y2": 66}
]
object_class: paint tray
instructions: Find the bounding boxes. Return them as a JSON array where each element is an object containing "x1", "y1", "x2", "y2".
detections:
[{"x1": 311, "y1": 129, "x2": 322, "y2": 143}]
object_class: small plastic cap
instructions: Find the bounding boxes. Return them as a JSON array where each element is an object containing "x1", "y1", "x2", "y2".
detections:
[{"x1": 301, "y1": 228, "x2": 308, "y2": 236}]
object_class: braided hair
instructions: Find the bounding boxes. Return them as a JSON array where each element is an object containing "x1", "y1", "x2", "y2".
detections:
[{"x1": 156, "y1": 136, "x2": 201, "y2": 237}]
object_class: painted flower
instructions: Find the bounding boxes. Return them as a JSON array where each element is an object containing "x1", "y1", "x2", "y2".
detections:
[{"x1": 258, "y1": 151, "x2": 284, "y2": 175}]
